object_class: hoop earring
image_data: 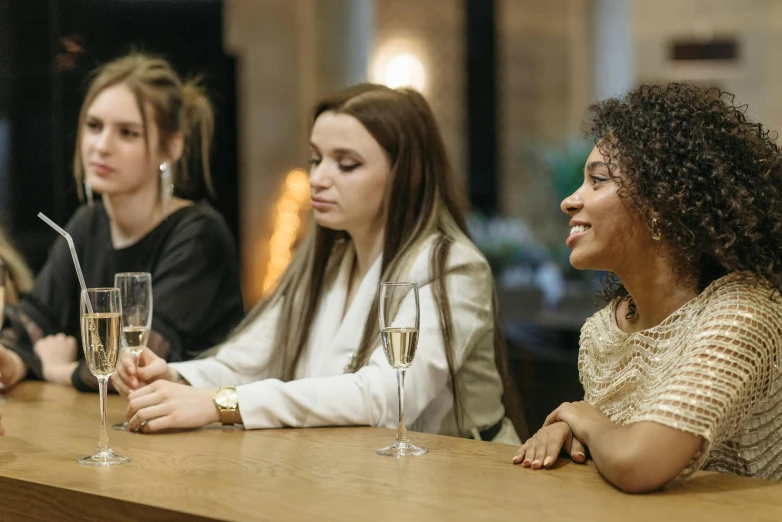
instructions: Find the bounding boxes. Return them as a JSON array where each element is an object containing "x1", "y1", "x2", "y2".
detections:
[
  {"x1": 84, "y1": 179, "x2": 94, "y2": 207},
  {"x1": 651, "y1": 218, "x2": 662, "y2": 241},
  {"x1": 159, "y1": 162, "x2": 173, "y2": 215}
]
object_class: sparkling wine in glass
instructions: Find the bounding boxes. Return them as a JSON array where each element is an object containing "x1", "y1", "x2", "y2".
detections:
[
  {"x1": 78, "y1": 288, "x2": 130, "y2": 466},
  {"x1": 112, "y1": 272, "x2": 152, "y2": 431},
  {"x1": 376, "y1": 282, "x2": 427, "y2": 457}
]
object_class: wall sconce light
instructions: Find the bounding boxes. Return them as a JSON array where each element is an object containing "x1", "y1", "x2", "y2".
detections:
[
  {"x1": 372, "y1": 41, "x2": 427, "y2": 93},
  {"x1": 384, "y1": 53, "x2": 426, "y2": 91}
]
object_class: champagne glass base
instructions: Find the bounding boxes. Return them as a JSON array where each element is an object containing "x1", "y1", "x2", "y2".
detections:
[
  {"x1": 376, "y1": 441, "x2": 428, "y2": 457},
  {"x1": 112, "y1": 421, "x2": 129, "y2": 431},
  {"x1": 78, "y1": 450, "x2": 131, "y2": 466}
]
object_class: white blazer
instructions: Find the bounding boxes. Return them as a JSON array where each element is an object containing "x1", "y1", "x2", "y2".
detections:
[{"x1": 173, "y1": 235, "x2": 520, "y2": 444}]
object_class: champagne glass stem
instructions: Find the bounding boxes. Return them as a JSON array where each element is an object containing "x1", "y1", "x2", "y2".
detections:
[
  {"x1": 98, "y1": 376, "x2": 110, "y2": 453},
  {"x1": 395, "y1": 369, "x2": 408, "y2": 443},
  {"x1": 130, "y1": 350, "x2": 140, "y2": 369}
]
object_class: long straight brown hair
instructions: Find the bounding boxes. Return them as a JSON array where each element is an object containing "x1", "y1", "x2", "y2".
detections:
[{"x1": 228, "y1": 84, "x2": 525, "y2": 437}]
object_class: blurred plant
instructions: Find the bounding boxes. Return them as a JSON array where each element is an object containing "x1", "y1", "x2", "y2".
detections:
[
  {"x1": 467, "y1": 213, "x2": 548, "y2": 275},
  {"x1": 538, "y1": 137, "x2": 593, "y2": 204},
  {"x1": 467, "y1": 213, "x2": 566, "y2": 308},
  {"x1": 520, "y1": 137, "x2": 595, "y2": 285}
]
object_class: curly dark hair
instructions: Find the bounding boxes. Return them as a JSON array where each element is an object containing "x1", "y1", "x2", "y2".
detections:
[{"x1": 586, "y1": 83, "x2": 782, "y2": 317}]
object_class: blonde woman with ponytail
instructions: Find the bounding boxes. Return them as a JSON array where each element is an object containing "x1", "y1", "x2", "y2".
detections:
[
  {"x1": 114, "y1": 84, "x2": 524, "y2": 444},
  {"x1": 0, "y1": 52, "x2": 243, "y2": 393}
]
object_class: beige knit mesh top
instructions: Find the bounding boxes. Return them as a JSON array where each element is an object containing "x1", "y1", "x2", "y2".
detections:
[{"x1": 579, "y1": 273, "x2": 782, "y2": 480}]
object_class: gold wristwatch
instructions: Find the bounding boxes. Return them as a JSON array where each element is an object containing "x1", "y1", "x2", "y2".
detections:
[{"x1": 213, "y1": 386, "x2": 238, "y2": 426}]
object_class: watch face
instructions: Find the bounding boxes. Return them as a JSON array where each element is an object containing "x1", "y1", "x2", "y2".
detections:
[{"x1": 215, "y1": 388, "x2": 238, "y2": 408}]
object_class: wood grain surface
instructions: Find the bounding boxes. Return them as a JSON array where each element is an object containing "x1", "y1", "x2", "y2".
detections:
[{"x1": 0, "y1": 382, "x2": 780, "y2": 521}]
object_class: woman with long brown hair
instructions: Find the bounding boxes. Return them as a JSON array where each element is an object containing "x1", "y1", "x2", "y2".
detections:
[
  {"x1": 114, "y1": 83, "x2": 522, "y2": 443},
  {"x1": 0, "y1": 52, "x2": 244, "y2": 393}
]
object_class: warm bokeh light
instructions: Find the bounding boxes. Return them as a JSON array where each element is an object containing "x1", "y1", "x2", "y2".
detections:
[
  {"x1": 372, "y1": 40, "x2": 427, "y2": 93},
  {"x1": 384, "y1": 53, "x2": 426, "y2": 91},
  {"x1": 262, "y1": 169, "x2": 310, "y2": 293}
]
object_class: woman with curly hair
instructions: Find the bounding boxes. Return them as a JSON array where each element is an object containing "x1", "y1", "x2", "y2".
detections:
[{"x1": 512, "y1": 83, "x2": 782, "y2": 492}]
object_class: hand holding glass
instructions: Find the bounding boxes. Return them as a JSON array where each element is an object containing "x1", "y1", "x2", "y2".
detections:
[
  {"x1": 377, "y1": 282, "x2": 427, "y2": 457},
  {"x1": 79, "y1": 288, "x2": 130, "y2": 465},
  {"x1": 112, "y1": 272, "x2": 153, "y2": 431}
]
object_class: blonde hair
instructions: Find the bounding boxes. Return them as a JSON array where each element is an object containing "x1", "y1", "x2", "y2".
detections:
[
  {"x1": 73, "y1": 52, "x2": 215, "y2": 199},
  {"x1": 0, "y1": 227, "x2": 33, "y2": 305}
]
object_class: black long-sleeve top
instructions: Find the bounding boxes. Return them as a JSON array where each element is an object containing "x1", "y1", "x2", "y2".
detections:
[{"x1": 2, "y1": 202, "x2": 244, "y2": 391}]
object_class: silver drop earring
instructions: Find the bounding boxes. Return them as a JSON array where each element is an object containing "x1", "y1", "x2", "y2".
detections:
[
  {"x1": 159, "y1": 162, "x2": 173, "y2": 215},
  {"x1": 84, "y1": 179, "x2": 94, "y2": 206}
]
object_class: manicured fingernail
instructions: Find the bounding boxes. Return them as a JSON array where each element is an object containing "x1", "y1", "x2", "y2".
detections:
[
  {"x1": 575, "y1": 452, "x2": 585, "y2": 460},
  {"x1": 532, "y1": 459, "x2": 540, "y2": 467},
  {"x1": 512, "y1": 456, "x2": 520, "y2": 463},
  {"x1": 543, "y1": 456, "x2": 552, "y2": 467}
]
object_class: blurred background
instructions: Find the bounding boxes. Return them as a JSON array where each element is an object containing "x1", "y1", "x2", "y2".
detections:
[{"x1": 1, "y1": 0, "x2": 776, "y2": 431}]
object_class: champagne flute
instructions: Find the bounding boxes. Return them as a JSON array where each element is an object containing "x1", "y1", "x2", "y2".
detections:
[
  {"x1": 78, "y1": 288, "x2": 130, "y2": 466},
  {"x1": 377, "y1": 282, "x2": 428, "y2": 457},
  {"x1": 0, "y1": 262, "x2": 10, "y2": 404},
  {"x1": 112, "y1": 272, "x2": 152, "y2": 431}
]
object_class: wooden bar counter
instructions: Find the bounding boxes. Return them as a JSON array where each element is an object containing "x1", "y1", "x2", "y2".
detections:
[{"x1": 0, "y1": 382, "x2": 780, "y2": 521}]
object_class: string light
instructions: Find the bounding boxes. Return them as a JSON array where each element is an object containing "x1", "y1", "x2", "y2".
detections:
[{"x1": 262, "y1": 169, "x2": 310, "y2": 293}]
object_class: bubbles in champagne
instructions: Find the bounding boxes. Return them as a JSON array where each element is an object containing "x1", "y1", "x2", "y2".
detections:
[
  {"x1": 81, "y1": 313, "x2": 121, "y2": 377},
  {"x1": 381, "y1": 327, "x2": 419, "y2": 369}
]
